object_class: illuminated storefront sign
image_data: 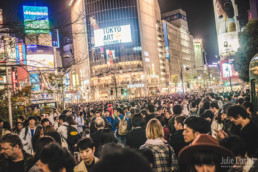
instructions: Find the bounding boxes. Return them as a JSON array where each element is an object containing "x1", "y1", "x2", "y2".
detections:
[
  {"x1": 16, "y1": 44, "x2": 26, "y2": 65},
  {"x1": 163, "y1": 22, "x2": 170, "y2": 60},
  {"x1": 23, "y1": 6, "x2": 49, "y2": 33},
  {"x1": 127, "y1": 83, "x2": 144, "y2": 88},
  {"x1": 213, "y1": 0, "x2": 239, "y2": 55},
  {"x1": 26, "y1": 45, "x2": 55, "y2": 71},
  {"x1": 94, "y1": 25, "x2": 132, "y2": 47}
]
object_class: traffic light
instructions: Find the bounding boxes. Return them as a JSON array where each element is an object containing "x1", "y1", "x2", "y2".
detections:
[
  {"x1": 224, "y1": 81, "x2": 229, "y2": 86},
  {"x1": 110, "y1": 89, "x2": 113, "y2": 95},
  {"x1": 124, "y1": 88, "x2": 127, "y2": 96},
  {"x1": 121, "y1": 88, "x2": 124, "y2": 94}
]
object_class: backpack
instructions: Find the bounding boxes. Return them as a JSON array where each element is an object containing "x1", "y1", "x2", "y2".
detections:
[
  {"x1": 117, "y1": 116, "x2": 128, "y2": 136},
  {"x1": 63, "y1": 125, "x2": 81, "y2": 146}
]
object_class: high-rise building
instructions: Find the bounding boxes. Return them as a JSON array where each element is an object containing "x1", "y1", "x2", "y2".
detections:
[
  {"x1": 193, "y1": 39, "x2": 205, "y2": 72},
  {"x1": 71, "y1": 0, "x2": 165, "y2": 100},
  {"x1": 162, "y1": 9, "x2": 196, "y2": 87}
]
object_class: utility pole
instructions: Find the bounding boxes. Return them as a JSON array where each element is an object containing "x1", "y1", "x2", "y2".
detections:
[
  {"x1": 4, "y1": 35, "x2": 13, "y2": 128},
  {"x1": 181, "y1": 65, "x2": 185, "y2": 96},
  {"x1": 112, "y1": 72, "x2": 118, "y2": 99}
]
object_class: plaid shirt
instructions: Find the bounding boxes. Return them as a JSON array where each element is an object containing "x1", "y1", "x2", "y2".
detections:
[{"x1": 140, "y1": 143, "x2": 179, "y2": 172}]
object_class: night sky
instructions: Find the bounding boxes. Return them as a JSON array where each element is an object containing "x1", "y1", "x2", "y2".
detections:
[
  {"x1": 0, "y1": 0, "x2": 219, "y2": 63},
  {"x1": 159, "y1": 0, "x2": 219, "y2": 64}
]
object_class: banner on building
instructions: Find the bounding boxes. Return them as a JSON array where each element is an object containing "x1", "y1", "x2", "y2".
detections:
[
  {"x1": 213, "y1": 0, "x2": 239, "y2": 56},
  {"x1": 163, "y1": 22, "x2": 170, "y2": 60}
]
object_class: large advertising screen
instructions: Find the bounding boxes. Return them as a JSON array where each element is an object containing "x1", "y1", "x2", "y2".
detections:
[
  {"x1": 94, "y1": 25, "x2": 132, "y2": 47},
  {"x1": 26, "y1": 45, "x2": 55, "y2": 72},
  {"x1": 219, "y1": 59, "x2": 239, "y2": 81},
  {"x1": 213, "y1": 0, "x2": 239, "y2": 55},
  {"x1": 23, "y1": 6, "x2": 49, "y2": 33}
]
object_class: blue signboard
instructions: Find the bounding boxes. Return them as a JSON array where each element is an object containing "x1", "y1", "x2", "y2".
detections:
[
  {"x1": 30, "y1": 73, "x2": 40, "y2": 91},
  {"x1": 23, "y1": 6, "x2": 49, "y2": 33},
  {"x1": 30, "y1": 73, "x2": 39, "y2": 84},
  {"x1": 163, "y1": 22, "x2": 171, "y2": 60}
]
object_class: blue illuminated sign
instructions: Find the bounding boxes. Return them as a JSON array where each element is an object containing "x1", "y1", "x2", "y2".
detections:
[
  {"x1": 30, "y1": 73, "x2": 40, "y2": 91},
  {"x1": 23, "y1": 6, "x2": 49, "y2": 33},
  {"x1": 163, "y1": 22, "x2": 171, "y2": 60},
  {"x1": 51, "y1": 29, "x2": 60, "y2": 48}
]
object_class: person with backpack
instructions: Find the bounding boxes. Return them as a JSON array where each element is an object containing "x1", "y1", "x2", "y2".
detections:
[
  {"x1": 57, "y1": 115, "x2": 81, "y2": 152},
  {"x1": 19, "y1": 116, "x2": 37, "y2": 155},
  {"x1": 114, "y1": 108, "x2": 129, "y2": 145}
]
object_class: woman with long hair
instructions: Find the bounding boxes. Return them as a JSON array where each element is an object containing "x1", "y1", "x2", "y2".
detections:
[{"x1": 32, "y1": 126, "x2": 44, "y2": 152}]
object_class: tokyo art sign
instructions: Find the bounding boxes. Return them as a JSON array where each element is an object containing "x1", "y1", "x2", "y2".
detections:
[{"x1": 94, "y1": 25, "x2": 132, "y2": 47}]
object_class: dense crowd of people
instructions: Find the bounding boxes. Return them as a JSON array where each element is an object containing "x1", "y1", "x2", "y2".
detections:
[{"x1": 0, "y1": 91, "x2": 258, "y2": 172}]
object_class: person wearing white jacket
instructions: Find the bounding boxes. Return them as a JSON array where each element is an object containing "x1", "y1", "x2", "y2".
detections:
[
  {"x1": 19, "y1": 116, "x2": 37, "y2": 155},
  {"x1": 57, "y1": 115, "x2": 68, "y2": 148}
]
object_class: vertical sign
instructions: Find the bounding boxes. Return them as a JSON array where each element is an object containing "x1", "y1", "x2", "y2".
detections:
[
  {"x1": 51, "y1": 29, "x2": 60, "y2": 48},
  {"x1": 163, "y1": 22, "x2": 170, "y2": 60},
  {"x1": 16, "y1": 44, "x2": 26, "y2": 65}
]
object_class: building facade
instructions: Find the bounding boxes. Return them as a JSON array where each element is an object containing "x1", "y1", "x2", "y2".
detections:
[
  {"x1": 71, "y1": 0, "x2": 165, "y2": 101},
  {"x1": 162, "y1": 9, "x2": 196, "y2": 90},
  {"x1": 193, "y1": 39, "x2": 205, "y2": 72}
]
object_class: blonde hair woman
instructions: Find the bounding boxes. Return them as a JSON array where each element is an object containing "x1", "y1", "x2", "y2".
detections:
[{"x1": 140, "y1": 119, "x2": 179, "y2": 172}]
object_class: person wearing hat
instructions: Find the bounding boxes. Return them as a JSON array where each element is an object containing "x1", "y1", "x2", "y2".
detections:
[
  {"x1": 19, "y1": 116, "x2": 37, "y2": 155},
  {"x1": 178, "y1": 134, "x2": 234, "y2": 172}
]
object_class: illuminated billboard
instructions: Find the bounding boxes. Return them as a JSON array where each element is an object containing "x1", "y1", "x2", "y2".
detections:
[
  {"x1": 213, "y1": 0, "x2": 239, "y2": 56},
  {"x1": 26, "y1": 45, "x2": 55, "y2": 72},
  {"x1": 94, "y1": 25, "x2": 132, "y2": 47},
  {"x1": 219, "y1": 59, "x2": 239, "y2": 81},
  {"x1": 23, "y1": 6, "x2": 49, "y2": 33}
]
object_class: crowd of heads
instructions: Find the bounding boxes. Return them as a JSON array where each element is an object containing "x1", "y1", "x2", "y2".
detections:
[{"x1": 0, "y1": 91, "x2": 258, "y2": 172}]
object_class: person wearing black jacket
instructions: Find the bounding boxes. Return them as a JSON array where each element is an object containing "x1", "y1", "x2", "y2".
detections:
[
  {"x1": 169, "y1": 116, "x2": 187, "y2": 156},
  {"x1": 91, "y1": 117, "x2": 117, "y2": 157},
  {"x1": 126, "y1": 113, "x2": 146, "y2": 149},
  {"x1": 145, "y1": 104, "x2": 155, "y2": 125}
]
